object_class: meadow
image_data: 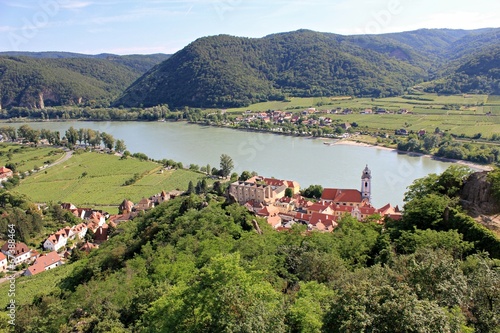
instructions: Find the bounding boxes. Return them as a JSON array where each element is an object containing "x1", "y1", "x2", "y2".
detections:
[
  {"x1": 14, "y1": 151, "x2": 212, "y2": 212},
  {"x1": 0, "y1": 144, "x2": 64, "y2": 173},
  {"x1": 0, "y1": 264, "x2": 73, "y2": 309}
]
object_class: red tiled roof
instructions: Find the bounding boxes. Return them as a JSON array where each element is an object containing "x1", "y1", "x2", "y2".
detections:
[
  {"x1": 94, "y1": 224, "x2": 109, "y2": 242},
  {"x1": 359, "y1": 206, "x2": 378, "y2": 215},
  {"x1": 321, "y1": 188, "x2": 341, "y2": 201},
  {"x1": 0, "y1": 252, "x2": 6, "y2": 261},
  {"x1": 1, "y1": 242, "x2": 29, "y2": 256},
  {"x1": 263, "y1": 178, "x2": 285, "y2": 187},
  {"x1": 294, "y1": 212, "x2": 311, "y2": 222},
  {"x1": 309, "y1": 212, "x2": 338, "y2": 227},
  {"x1": 26, "y1": 251, "x2": 61, "y2": 276},
  {"x1": 321, "y1": 188, "x2": 363, "y2": 203},
  {"x1": 267, "y1": 215, "x2": 282, "y2": 227},
  {"x1": 335, "y1": 189, "x2": 362, "y2": 203},
  {"x1": 257, "y1": 206, "x2": 280, "y2": 217},
  {"x1": 80, "y1": 241, "x2": 98, "y2": 253},
  {"x1": 0, "y1": 167, "x2": 12, "y2": 174},
  {"x1": 308, "y1": 203, "x2": 331, "y2": 213}
]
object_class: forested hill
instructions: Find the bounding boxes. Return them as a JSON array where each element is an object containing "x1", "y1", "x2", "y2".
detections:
[
  {"x1": 0, "y1": 53, "x2": 170, "y2": 109},
  {"x1": 116, "y1": 28, "x2": 500, "y2": 108},
  {"x1": 7, "y1": 167, "x2": 500, "y2": 332}
]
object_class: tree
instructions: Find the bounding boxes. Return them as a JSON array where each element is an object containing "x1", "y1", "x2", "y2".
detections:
[
  {"x1": 301, "y1": 184, "x2": 323, "y2": 199},
  {"x1": 187, "y1": 181, "x2": 194, "y2": 194},
  {"x1": 239, "y1": 170, "x2": 252, "y2": 181},
  {"x1": 65, "y1": 126, "x2": 78, "y2": 145},
  {"x1": 285, "y1": 187, "x2": 293, "y2": 198},
  {"x1": 77, "y1": 128, "x2": 85, "y2": 144},
  {"x1": 114, "y1": 139, "x2": 126, "y2": 153},
  {"x1": 143, "y1": 253, "x2": 285, "y2": 332},
  {"x1": 219, "y1": 154, "x2": 234, "y2": 178},
  {"x1": 101, "y1": 132, "x2": 115, "y2": 150},
  {"x1": 5, "y1": 162, "x2": 16, "y2": 172}
]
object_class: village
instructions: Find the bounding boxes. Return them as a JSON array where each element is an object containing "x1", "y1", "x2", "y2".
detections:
[
  {"x1": 201, "y1": 107, "x2": 413, "y2": 138},
  {"x1": 1, "y1": 164, "x2": 402, "y2": 279}
]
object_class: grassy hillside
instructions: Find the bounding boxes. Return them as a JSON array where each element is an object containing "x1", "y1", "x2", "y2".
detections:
[
  {"x1": 14, "y1": 151, "x2": 212, "y2": 212},
  {"x1": 0, "y1": 144, "x2": 64, "y2": 173}
]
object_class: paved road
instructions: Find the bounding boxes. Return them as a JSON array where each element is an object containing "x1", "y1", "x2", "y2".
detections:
[{"x1": 49, "y1": 150, "x2": 73, "y2": 168}]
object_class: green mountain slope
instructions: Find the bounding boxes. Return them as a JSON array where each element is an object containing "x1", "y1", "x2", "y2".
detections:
[
  {"x1": 116, "y1": 28, "x2": 500, "y2": 109},
  {"x1": 0, "y1": 53, "x2": 170, "y2": 108},
  {"x1": 424, "y1": 44, "x2": 500, "y2": 95},
  {"x1": 116, "y1": 30, "x2": 428, "y2": 108}
]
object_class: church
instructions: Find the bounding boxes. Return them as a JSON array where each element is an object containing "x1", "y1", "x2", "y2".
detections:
[{"x1": 319, "y1": 165, "x2": 372, "y2": 207}]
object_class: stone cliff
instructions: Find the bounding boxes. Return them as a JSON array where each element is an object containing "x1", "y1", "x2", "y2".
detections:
[{"x1": 460, "y1": 171, "x2": 500, "y2": 233}]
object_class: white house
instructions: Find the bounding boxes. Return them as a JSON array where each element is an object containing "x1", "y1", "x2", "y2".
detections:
[
  {"x1": 0, "y1": 252, "x2": 7, "y2": 272},
  {"x1": 25, "y1": 251, "x2": 63, "y2": 276},
  {"x1": 71, "y1": 223, "x2": 88, "y2": 239},
  {"x1": 43, "y1": 232, "x2": 67, "y2": 252},
  {"x1": 1, "y1": 242, "x2": 31, "y2": 266}
]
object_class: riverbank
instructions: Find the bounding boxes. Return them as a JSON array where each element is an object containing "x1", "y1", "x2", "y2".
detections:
[{"x1": 333, "y1": 139, "x2": 494, "y2": 172}]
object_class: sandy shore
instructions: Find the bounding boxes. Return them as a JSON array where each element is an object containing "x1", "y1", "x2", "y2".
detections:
[{"x1": 332, "y1": 139, "x2": 494, "y2": 172}]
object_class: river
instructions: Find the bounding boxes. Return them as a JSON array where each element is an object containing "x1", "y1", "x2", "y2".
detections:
[{"x1": 16, "y1": 121, "x2": 460, "y2": 207}]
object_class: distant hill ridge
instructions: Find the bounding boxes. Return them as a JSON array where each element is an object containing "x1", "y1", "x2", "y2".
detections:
[
  {"x1": 1, "y1": 28, "x2": 499, "y2": 110},
  {"x1": 0, "y1": 52, "x2": 170, "y2": 109},
  {"x1": 115, "y1": 28, "x2": 500, "y2": 108}
]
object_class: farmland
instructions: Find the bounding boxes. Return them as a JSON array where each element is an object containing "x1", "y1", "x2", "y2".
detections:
[
  {"x1": 0, "y1": 144, "x2": 64, "y2": 173},
  {"x1": 0, "y1": 264, "x2": 73, "y2": 309},
  {"x1": 224, "y1": 93, "x2": 500, "y2": 138},
  {"x1": 14, "y1": 151, "x2": 213, "y2": 213}
]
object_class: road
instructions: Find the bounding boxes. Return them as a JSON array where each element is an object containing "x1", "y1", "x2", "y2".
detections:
[{"x1": 48, "y1": 150, "x2": 73, "y2": 168}]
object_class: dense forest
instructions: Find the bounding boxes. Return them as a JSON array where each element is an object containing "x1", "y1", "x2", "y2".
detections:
[
  {"x1": 3, "y1": 166, "x2": 499, "y2": 332},
  {"x1": 116, "y1": 28, "x2": 500, "y2": 108},
  {"x1": 0, "y1": 53, "x2": 169, "y2": 109}
]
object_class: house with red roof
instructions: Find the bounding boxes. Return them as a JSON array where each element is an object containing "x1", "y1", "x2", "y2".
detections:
[
  {"x1": 0, "y1": 166, "x2": 13, "y2": 182},
  {"x1": 267, "y1": 215, "x2": 282, "y2": 229},
  {"x1": 0, "y1": 252, "x2": 7, "y2": 272},
  {"x1": 94, "y1": 224, "x2": 109, "y2": 244},
  {"x1": 307, "y1": 203, "x2": 334, "y2": 215},
  {"x1": 1, "y1": 242, "x2": 32, "y2": 266},
  {"x1": 43, "y1": 231, "x2": 68, "y2": 252},
  {"x1": 24, "y1": 251, "x2": 62, "y2": 276},
  {"x1": 308, "y1": 212, "x2": 338, "y2": 232},
  {"x1": 80, "y1": 241, "x2": 99, "y2": 253}
]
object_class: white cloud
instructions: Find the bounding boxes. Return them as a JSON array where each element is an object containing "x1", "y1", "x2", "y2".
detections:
[{"x1": 60, "y1": 1, "x2": 94, "y2": 9}]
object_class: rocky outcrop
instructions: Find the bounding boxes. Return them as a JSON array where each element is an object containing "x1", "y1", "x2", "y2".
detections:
[
  {"x1": 461, "y1": 172, "x2": 500, "y2": 216},
  {"x1": 460, "y1": 171, "x2": 500, "y2": 233}
]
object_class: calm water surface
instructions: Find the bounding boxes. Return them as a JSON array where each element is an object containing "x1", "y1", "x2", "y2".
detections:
[{"x1": 19, "y1": 121, "x2": 459, "y2": 207}]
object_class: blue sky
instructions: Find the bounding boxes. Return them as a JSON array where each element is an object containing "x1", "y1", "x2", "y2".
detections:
[{"x1": 1, "y1": 0, "x2": 499, "y2": 55}]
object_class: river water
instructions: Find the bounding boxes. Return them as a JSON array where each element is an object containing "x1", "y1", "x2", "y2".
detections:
[{"x1": 17, "y1": 121, "x2": 458, "y2": 207}]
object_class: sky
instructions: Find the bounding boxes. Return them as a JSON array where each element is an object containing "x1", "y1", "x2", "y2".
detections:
[{"x1": 0, "y1": 0, "x2": 499, "y2": 55}]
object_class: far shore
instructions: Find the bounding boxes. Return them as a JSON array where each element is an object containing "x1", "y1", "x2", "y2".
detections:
[{"x1": 332, "y1": 139, "x2": 494, "y2": 172}]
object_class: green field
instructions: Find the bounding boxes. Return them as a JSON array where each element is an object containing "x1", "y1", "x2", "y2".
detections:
[
  {"x1": 0, "y1": 144, "x2": 64, "y2": 173},
  {"x1": 14, "y1": 152, "x2": 212, "y2": 208},
  {"x1": 224, "y1": 93, "x2": 500, "y2": 138},
  {"x1": 0, "y1": 264, "x2": 73, "y2": 309}
]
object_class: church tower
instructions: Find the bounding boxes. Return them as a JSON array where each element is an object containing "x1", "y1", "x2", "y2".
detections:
[{"x1": 361, "y1": 165, "x2": 371, "y2": 202}]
